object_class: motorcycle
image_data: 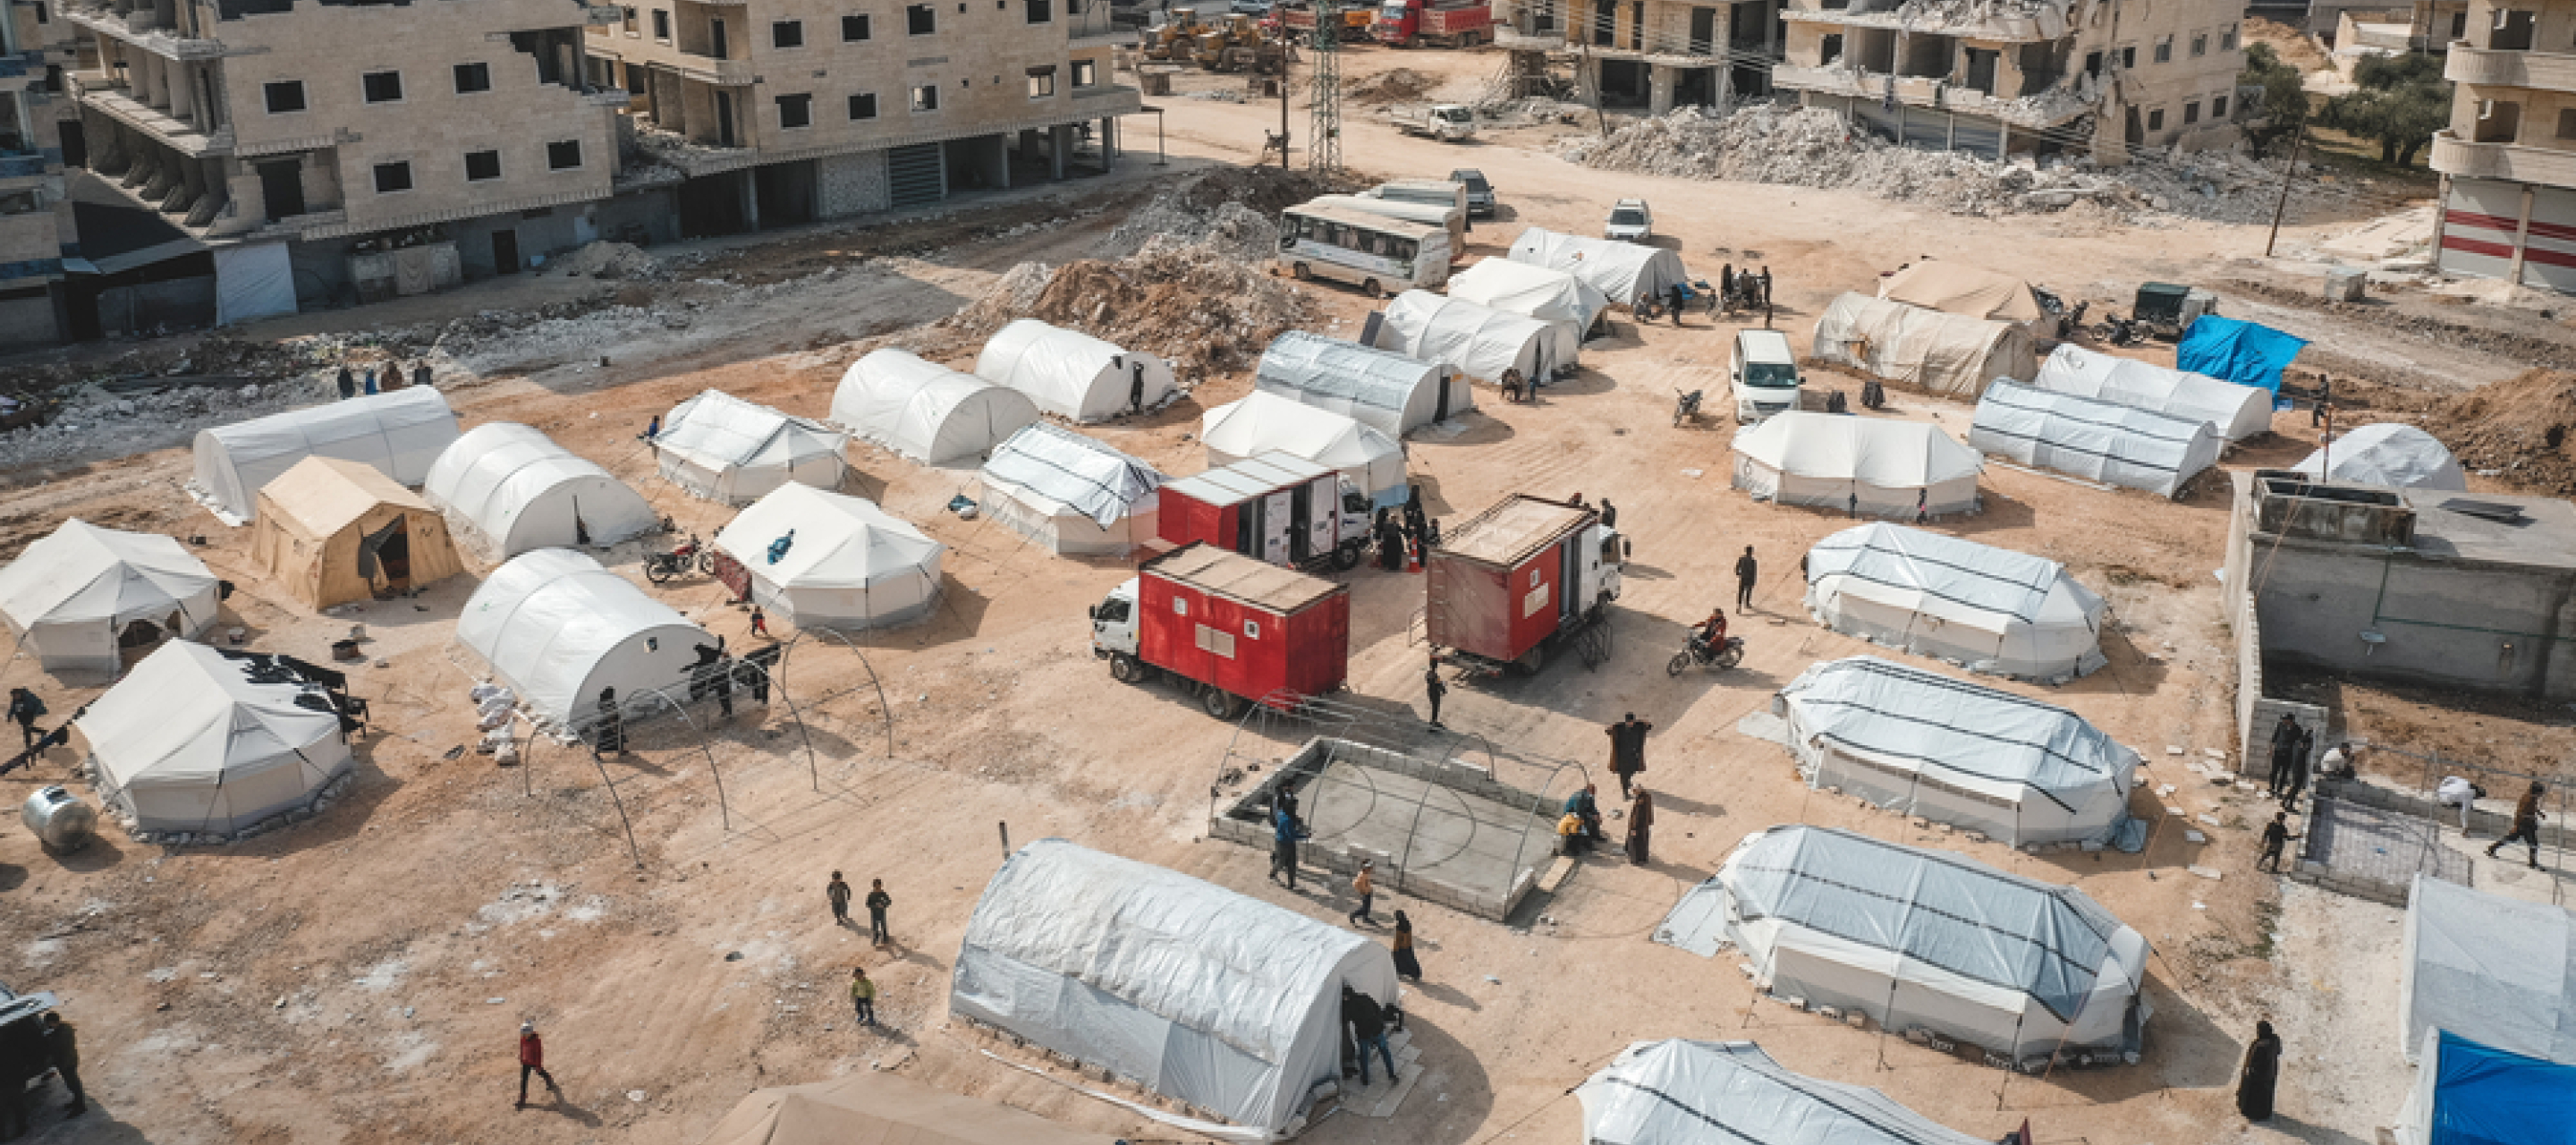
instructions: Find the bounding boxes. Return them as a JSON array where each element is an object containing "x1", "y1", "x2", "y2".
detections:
[
  {"x1": 643, "y1": 533, "x2": 713, "y2": 584},
  {"x1": 1673, "y1": 388, "x2": 1703, "y2": 428},
  {"x1": 1667, "y1": 633, "x2": 1745, "y2": 675}
]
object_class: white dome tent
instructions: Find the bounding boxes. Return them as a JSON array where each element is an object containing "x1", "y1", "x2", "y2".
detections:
[
  {"x1": 1806, "y1": 523, "x2": 2107, "y2": 683},
  {"x1": 0, "y1": 519, "x2": 221, "y2": 674},
  {"x1": 2032, "y1": 344, "x2": 2275, "y2": 442},
  {"x1": 1970, "y1": 380, "x2": 2224, "y2": 500},
  {"x1": 715, "y1": 484, "x2": 944, "y2": 630},
  {"x1": 1657, "y1": 825, "x2": 2153, "y2": 1065},
  {"x1": 1445, "y1": 257, "x2": 1608, "y2": 339},
  {"x1": 1732, "y1": 412, "x2": 1981, "y2": 518},
  {"x1": 1577, "y1": 1040, "x2": 1990, "y2": 1145},
  {"x1": 1367, "y1": 290, "x2": 1573, "y2": 387},
  {"x1": 1203, "y1": 391, "x2": 1407, "y2": 508},
  {"x1": 1505, "y1": 227, "x2": 1689, "y2": 304},
  {"x1": 653, "y1": 389, "x2": 849, "y2": 505},
  {"x1": 971, "y1": 320, "x2": 1177, "y2": 422},
  {"x1": 1253, "y1": 331, "x2": 1472, "y2": 437},
  {"x1": 423, "y1": 422, "x2": 660, "y2": 558},
  {"x1": 1774, "y1": 657, "x2": 2142, "y2": 849},
  {"x1": 831, "y1": 349, "x2": 1043, "y2": 465},
  {"x1": 1810, "y1": 293, "x2": 2035, "y2": 399},
  {"x1": 80, "y1": 640, "x2": 353, "y2": 836},
  {"x1": 190, "y1": 387, "x2": 462, "y2": 523},
  {"x1": 2295, "y1": 423, "x2": 2468, "y2": 491},
  {"x1": 952, "y1": 839, "x2": 1402, "y2": 1144},
  {"x1": 456, "y1": 547, "x2": 712, "y2": 726},
  {"x1": 977, "y1": 424, "x2": 1165, "y2": 555}
]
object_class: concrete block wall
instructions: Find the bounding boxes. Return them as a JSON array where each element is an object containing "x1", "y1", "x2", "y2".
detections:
[{"x1": 817, "y1": 148, "x2": 889, "y2": 218}]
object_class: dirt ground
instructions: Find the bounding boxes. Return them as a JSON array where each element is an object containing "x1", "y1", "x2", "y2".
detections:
[{"x1": 2, "y1": 42, "x2": 2569, "y2": 1145}]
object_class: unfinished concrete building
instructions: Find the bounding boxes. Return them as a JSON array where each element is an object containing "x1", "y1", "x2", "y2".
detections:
[
  {"x1": 2431, "y1": 0, "x2": 2576, "y2": 292},
  {"x1": 1545, "y1": 0, "x2": 1786, "y2": 112},
  {"x1": 1771, "y1": 0, "x2": 2243, "y2": 161},
  {"x1": 0, "y1": 0, "x2": 82, "y2": 344}
]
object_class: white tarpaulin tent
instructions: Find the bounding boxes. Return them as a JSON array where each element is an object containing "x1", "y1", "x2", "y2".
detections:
[
  {"x1": 953, "y1": 839, "x2": 1400, "y2": 1144},
  {"x1": 833, "y1": 349, "x2": 1043, "y2": 464},
  {"x1": 1805, "y1": 523, "x2": 2107, "y2": 683},
  {"x1": 972, "y1": 320, "x2": 1178, "y2": 423},
  {"x1": 0, "y1": 519, "x2": 220, "y2": 674},
  {"x1": 1368, "y1": 291, "x2": 1572, "y2": 386},
  {"x1": 655, "y1": 390, "x2": 848, "y2": 505},
  {"x1": 977, "y1": 424, "x2": 1164, "y2": 555},
  {"x1": 1811, "y1": 293, "x2": 2036, "y2": 399},
  {"x1": 1656, "y1": 825, "x2": 2153, "y2": 1064},
  {"x1": 1732, "y1": 412, "x2": 1981, "y2": 518},
  {"x1": 1203, "y1": 392, "x2": 1406, "y2": 509},
  {"x1": 80, "y1": 640, "x2": 352, "y2": 835},
  {"x1": 1773, "y1": 657, "x2": 2142, "y2": 848},
  {"x1": 2401, "y1": 874, "x2": 2576, "y2": 1064},
  {"x1": 2295, "y1": 423, "x2": 2468, "y2": 491},
  {"x1": 1878, "y1": 262, "x2": 2047, "y2": 328},
  {"x1": 1969, "y1": 380, "x2": 2224, "y2": 499},
  {"x1": 191, "y1": 387, "x2": 462, "y2": 523},
  {"x1": 1577, "y1": 1039, "x2": 1989, "y2": 1145},
  {"x1": 1445, "y1": 257, "x2": 1608, "y2": 338},
  {"x1": 716, "y1": 483, "x2": 943, "y2": 630},
  {"x1": 456, "y1": 547, "x2": 711, "y2": 726},
  {"x1": 2032, "y1": 344, "x2": 2275, "y2": 442},
  {"x1": 424, "y1": 422, "x2": 660, "y2": 558},
  {"x1": 1254, "y1": 331, "x2": 1473, "y2": 437},
  {"x1": 1505, "y1": 227, "x2": 1689, "y2": 304}
]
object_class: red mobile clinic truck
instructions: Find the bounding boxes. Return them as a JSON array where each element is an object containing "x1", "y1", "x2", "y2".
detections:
[
  {"x1": 1375, "y1": 0, "x2": 1491, "y2": 47},
  {"x1": 1159, "y1": 452, "x2": 1374, "y2": 571},
  {"x1": 1425, "y1": 494, "x2": 1624, "y2": 676},
  {"x1": 1091, "y1": 542, "x2": 1352, "y2": 719}
]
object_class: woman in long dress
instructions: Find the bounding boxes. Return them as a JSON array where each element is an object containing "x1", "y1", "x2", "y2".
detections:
[
  {"x1": 1624, "y1": 790, "x2": 1654, "y2": 865},
  {"x1": 2237, "y1": 1020, "x2": 2281, "y2": 1122},
  {"x1": 1390, "y1": 911, "x2": 1423, "y2": 982}
]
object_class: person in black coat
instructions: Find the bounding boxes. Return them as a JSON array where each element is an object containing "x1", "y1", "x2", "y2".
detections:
[
  {"x1": 2237, "y1": 1020, "x2": 2282, "y2": 1122},
  {"x1": 41, "y1": 1014, "x2": 81, "y2": 1117},
  {"x1": 592, "y1": 688, "x2": 624, "y2": 757}
]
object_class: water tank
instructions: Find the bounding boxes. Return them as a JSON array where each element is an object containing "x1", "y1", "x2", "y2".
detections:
[{"x1": 21, "y1": 786, "x2": 96, "y2": 852}]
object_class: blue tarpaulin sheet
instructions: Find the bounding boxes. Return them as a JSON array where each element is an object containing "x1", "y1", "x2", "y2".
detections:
[
  {"x1": 2428, "y1": 1030, "x2": 2576, "y2": 1145},
  {"x1": 2175, "y1": 317, "x2": 2306, "y2": 394}
]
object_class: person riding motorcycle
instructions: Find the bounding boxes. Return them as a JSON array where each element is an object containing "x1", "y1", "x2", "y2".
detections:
[{"x1": 1691, "y1": 608, "x2": 1728, "y2": 654}]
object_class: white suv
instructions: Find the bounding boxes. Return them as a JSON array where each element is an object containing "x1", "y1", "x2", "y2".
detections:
[{"x1": 1605, "y1": 199, "x2": 1652, "y2": 242}]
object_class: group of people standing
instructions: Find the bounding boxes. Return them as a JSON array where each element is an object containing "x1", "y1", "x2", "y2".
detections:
[
  {"x1": 1374, "y1": 488, "x2": 1436, "y2": 573},
  {"x1": 334, "y1": 360, "x2": 433, "y2": 400}
]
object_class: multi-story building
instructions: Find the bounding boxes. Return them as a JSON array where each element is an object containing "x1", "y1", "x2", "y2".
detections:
[
  {"x1": 2431, "y1": 0, "x2": 2576, "y2": 292},
  {"x1": 1, "y1": 0, "x2": 81, "y2": 345},
  {"x1": 1525, "y1": 0, "x2": 1787, "y2": 113}
]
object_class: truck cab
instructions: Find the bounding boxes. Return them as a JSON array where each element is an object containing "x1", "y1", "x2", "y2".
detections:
[
  {"x1": 1090, "y1": 579, "x2": 1141, "y2": 661},
  {"x1": 1729, "y1": 328, "x2": 1803, "y2": 423}
]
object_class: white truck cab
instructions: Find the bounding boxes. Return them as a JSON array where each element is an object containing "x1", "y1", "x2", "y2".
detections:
[
  {"x1": 1729, "y1": 328, "x2": 1803, "y2": 423},
  {"x1": 1582, "y1": 523, "x2": 1625, "y2": 608},
  {"x1": 1090, "y1": 579, "x2": 1141, "y2": 660}
]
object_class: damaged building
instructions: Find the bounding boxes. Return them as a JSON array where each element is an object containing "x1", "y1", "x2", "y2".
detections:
[
  {"x1": 2430, "y1": 0, "x2": 2576, "y2": 293},
  {"x1": 0, "y1": 0, "x2": 83, "y2": 345},
  {"x1": 1541, "y1": 0, "x2": 1789, "y2": 114}
]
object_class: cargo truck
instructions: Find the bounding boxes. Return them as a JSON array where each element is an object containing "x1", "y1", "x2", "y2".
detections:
[
  {"x1": 1374, "y1": 0, "x2": 1490, "y2": 46},
  {"x1": 1424, "y1": 494, "x2": 1623, "y2": 676},
  {"x1": 1159, "y1": 452, "x2": 1376, "y2": 571},
  {"x1": 1091, "y1": 543, "x2": 1352, "y2": 719}
]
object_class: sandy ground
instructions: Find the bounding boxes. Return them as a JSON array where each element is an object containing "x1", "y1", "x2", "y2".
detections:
[{"x1": 0, "y1": 43, "x2": 2564, "y2": 1145}]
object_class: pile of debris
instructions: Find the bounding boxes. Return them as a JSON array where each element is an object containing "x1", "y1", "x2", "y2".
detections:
[
  {"x1": 544, "y1": 241, "x2": 667, "y2": 281},
  {"x1": 1346, "y1": 67, "x2": 1440, "y2": 106},
  {"x1": 1097, "y1": 167, "x2": 1349, "y2": 259},
  {"x1": 2430, "y1": 369, "x2": 2576, "y2": 495},
  {"x1": 929, "y1": 246, "x2": 1310, "y2": 377}
]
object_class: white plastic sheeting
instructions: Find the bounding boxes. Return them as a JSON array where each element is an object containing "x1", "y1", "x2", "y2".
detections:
[
  {"x1": 213, "y1": 241, "x2": 298, "y2": 327},
  {"x1": 1577, "y1": 1039, "x2": 1988, "y2": 1145},
  {"x1": 1253, "y1": 331, "x2": 1473, "y2": 437},
  {"x1": 1969, "y1": 380, "x2": 2224, "y2": 499},
  {"x1": 80, "y1": 641, "x2": 352, "y2": 835},
  {"x1": 2032, "y1": 344, "x2": 2275, "y2": 442},
  {"x1": 0, "y1": 519, "x2": 219, "y2": 674},
  {"x1": 456, "y1": 548, "x2": 711, "y2": 726},
  {"x1": 973, "y1": 320, "x2": 1178, "y2": 423},
  {"x1": 1805, "y1": 523, "x2": 2107, "y2": 683},
  {"x1": 191, "y1": 387, "x2": 462, "y2": 523},
  {"x1": 2294, "y1": 423, "x2": 2469, "y2": 491},
  {"x1": 951, "y1": 839, "x2": 1400, "y2": 1143},
  {"x1": 977, "y1": 424, "x2": 1165, "y2": 555},
  {"x1": 2401, "y1": 874, "x2": 2576, "y2": 1064},
  {"x1": 1773, "y1": 657, "x2": 2141, "y2": 848},
  {"x1": 1656, "y1": 825, "x2": 2152, "y2": 1064},
  {"x1": 1445, "y1": 257, "x2": 1608, "y2": 338},
  {"x1": 424, "y1": 422, "x2": 659, "y2": 557},
  {"x1": 654, "y1": 389, "x2": 850, "y2": 505},
  {"x1": 832, "y1": 349, "x2": 1043, "y2": 464},
  {"x1": 715, "y1": 484, "x2": 943, "y2": 630},
  {"x1": 1202, "y1": 392, "x2": 1407, "y2": 508},
  {"x1": 1368, "y1": 291, "x2": 1572, "y2": 385},
  {"x1": 1505, "y1": 227, "x2": 1689, "y2": 303},
  {"x1": 1810, "y1": 293, "x2": 2036, "y2": 399},
  {"x1": 1732, "y1": 412, "x2": 1982, "y2": 518}
]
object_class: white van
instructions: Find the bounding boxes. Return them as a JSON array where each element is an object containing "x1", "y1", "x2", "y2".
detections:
[{"x1": 1730, "y1": 328, "x2": 1802, "y2": 422}]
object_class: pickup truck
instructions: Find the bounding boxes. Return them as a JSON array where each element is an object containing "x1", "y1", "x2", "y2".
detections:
[
  {"x1": 1375, "y1": 0, "x2": 1491, "y2": 47},
  {"x1": 1387, "y1": 103, "x2": 1477, "y2": 141}
]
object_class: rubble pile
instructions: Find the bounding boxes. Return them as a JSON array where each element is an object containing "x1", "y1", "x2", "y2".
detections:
[
  {"x1": 1347, "y1": 67, "x2": 1440, "y2": 106},
  {"x1": 1473, "y1": 96, "x2": 1590, "y2": 125},
  {"x1": 2430, "y1": 369, "x2": 2576, "y2": 495},
  {"x1": 544, "y1": 241, "x2": 668, "y2": 281},
  {"x1": 935, "y1": 232, "x2": 1311, "y2": 377}
]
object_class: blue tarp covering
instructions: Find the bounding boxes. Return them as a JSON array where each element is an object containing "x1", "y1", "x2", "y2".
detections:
[
  {"x1": 2175, "y1": 317, "x2": 2307, "y2": 394},
  {"x1": 2428, "y1": 1030, "x2": 2576, "y2": 1145}
]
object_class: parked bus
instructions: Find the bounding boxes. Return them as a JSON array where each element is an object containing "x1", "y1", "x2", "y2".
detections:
[
  {"x1": 1275, "y1": 201, "x2": 1452, "y2": 295},
  {"x1": 1307, "y1": 193, "x2": 1467, "y2": 261}
]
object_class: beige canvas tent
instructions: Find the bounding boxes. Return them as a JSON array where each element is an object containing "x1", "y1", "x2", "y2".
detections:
[
  {"x1": 698, "y1": 1072, "x2": 1115, "y2": 1145},
  {"x1": 1811, "y1": 293, "x2": 2036, "y2": 399},
  {"x1": 1878, "y1": 262, "x2": 2047, "y2": 328},
  {"x1": 250, "y1": 457, "x2": 465, "y2": 609}
]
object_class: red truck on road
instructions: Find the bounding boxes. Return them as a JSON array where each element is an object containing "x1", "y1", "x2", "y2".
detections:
[
  {"x1": 1425, "y1": 494, "x2": 1624, "y2": 677},
  {"x1": 1158, "y1": 452, "x2": 1375, "y2": 571},
  {"x1": 1090, "y1": 543, "x2": 1352, "y2": 719},
  {"x1": 1374, "y1": 0, "x2": 1490, "y2": 47}
]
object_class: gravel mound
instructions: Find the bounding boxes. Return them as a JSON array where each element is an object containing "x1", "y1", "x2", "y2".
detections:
[{"x1": 2434, "y1": 369, "x2": 2576, "y2": 494}]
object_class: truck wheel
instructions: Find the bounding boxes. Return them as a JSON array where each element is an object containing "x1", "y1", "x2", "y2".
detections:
[
  {"x1": 1292, "y1": 262, "x2": 1312, "y2": 281},
  {"x1": 1667, "y1": 651, "x2": 1691, "y2": 677},
  {"x1": 1363, "y1": 278, "x2": 1385, "y2": 300},
  {"x1": 1109, "y1": 654, "x2": 1144, "y2": 683},
  {"x1": 1201, "y1": 687, "x2": 1243, "y2": 719},
  {"x1": 1333, "y1": 541, "x2": 1362, "y2": 571}
]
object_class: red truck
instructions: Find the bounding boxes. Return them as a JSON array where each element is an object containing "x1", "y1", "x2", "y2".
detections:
[
  {"x1": 1275, "y1": 1, "x2": 1376, "y2": 40},
  {"x1": 1159, "y1": 452, "x2": 1375, "y2": 571},
  {"x1": 1374, "y1": 0, "x2": 1490, "y2": 47},
  {"x1": 1425, "y1": 494, "x2": 1624, "y2": 676},
  {"x1": 1090, "y1": 543, "x2": 1352, "y2": 719}
]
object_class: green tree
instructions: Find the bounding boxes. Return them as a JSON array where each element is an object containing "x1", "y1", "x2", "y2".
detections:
[
  {"x1": 2240, "y1": 43, "x2": 2312, "y2": 158},
  {"x1": 2321, "y1": 53, "x2": 2453, "y2": 165}
]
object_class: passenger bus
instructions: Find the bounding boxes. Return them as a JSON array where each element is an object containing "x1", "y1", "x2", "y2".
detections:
[
  {"x1": 1308, "y1": 193, "x2": 1467, "y2": 260},
  {"x1": 1275, "y1": 201, "x2": 1452, "y2": 295}
]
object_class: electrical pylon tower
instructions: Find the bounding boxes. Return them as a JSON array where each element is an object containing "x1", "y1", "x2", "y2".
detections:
[{"x1": 1307, "y1": 0, "x2": 1342, "y2": 174}]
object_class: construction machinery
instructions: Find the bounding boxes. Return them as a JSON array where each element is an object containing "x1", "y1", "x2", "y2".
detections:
[
  {"x1": 1189, "y1": 14, "x2": 1274, "y2": 70},
  {"x1": 1138, "y1": 10, "x2": 1205, "y2": 61}
]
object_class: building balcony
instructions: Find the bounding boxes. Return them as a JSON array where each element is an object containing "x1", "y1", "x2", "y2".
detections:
[
  {"x1": 1783, "y1": 1, "x2": 2067, "y2": 42},
  {"x1": 2445, "y1": 44, "x2": 2576, "y2": 91},
  {"x1": 61, "y1": 4, "x2": 230, "y2": 59},
  {"x1": 1772, "y1": 63, "x2": 2093, "y2": 126},
  {"x1": 2432, "y1": 130, "x2": 2576, "y2": 186},
  {"x1": 74, "y1": 82, "x2": 233, "y2": 156},
  {"x1": 674, "y1": 55, "x2": 758, "y2": 85}
]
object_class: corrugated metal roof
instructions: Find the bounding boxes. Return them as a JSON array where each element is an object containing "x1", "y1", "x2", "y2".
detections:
[
  {"x1": 1148, "y1": 543, "x2": 1343, "y2": 614},
  {"x1": 1442, "y1": 494, "x2": 1589, "y2": 567}
]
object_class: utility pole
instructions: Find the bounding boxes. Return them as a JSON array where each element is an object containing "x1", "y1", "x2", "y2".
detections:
[
  {"x1": 1279, "y1": 38, "x2": 1292, "y2": 170},
  {"x1": 1309, "y1": 0, "x2": 1342, "y2": 174},
  {"x1": 2264, "y1": 130, "x2": 2304, "y2": 258}
]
